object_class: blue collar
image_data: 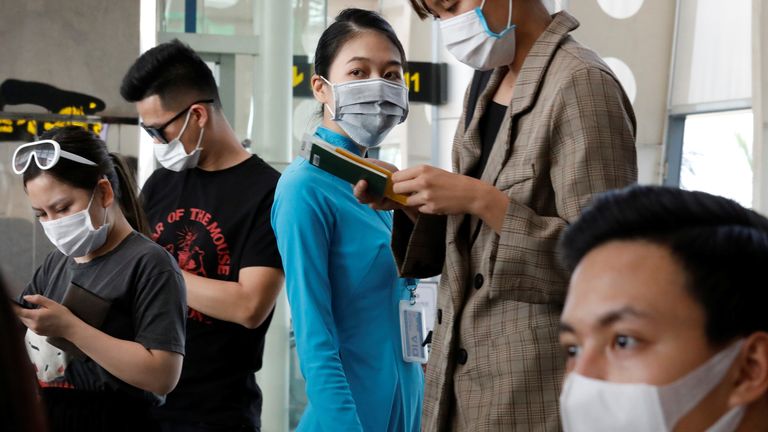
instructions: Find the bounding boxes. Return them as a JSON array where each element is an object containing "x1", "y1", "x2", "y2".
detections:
[{"x1": 314, "y1": 126, "x2": 363, "y2": 156}]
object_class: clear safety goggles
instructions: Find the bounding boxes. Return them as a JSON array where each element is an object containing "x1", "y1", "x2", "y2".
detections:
[{"x1": 12, "y1": 139, "x2": 97, "y2": 175}]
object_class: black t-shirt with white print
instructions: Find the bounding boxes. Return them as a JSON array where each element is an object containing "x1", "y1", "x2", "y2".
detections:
[
  {"x1": 141, "y1": 154, "x2": 282, "y2": 429},
  {"x1": 20, "y1": 231, "x2": 187, "y2": 407}
]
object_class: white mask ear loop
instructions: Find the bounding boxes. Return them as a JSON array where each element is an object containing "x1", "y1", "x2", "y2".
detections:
[
  {"x1": 320, "y1": 76, "x2": 337, "y2": 118},
  {"x1": 174, "y1": 109, "x2": 194, "y2": 144},
  {"x1": 79, "y1": 183, "x2": 105, "y2": 231},
  {"x1": 85, "y1": 189, "x2": 97, "y2": 215},
  {"x1": 94, "y1": 177, "x2": 110, "y2": 229},
  {"x1": 195, "y1": 126, "x2": 205, "y2": 151},
  {"x1": 100, "y1": 200, "x2": 109, "y2": 230},
  {"x1": 660, "y1": 339, "x2": 746, "y2": 429},
  {"x1": 180, "y1": 107, "x2": 206, "y2": 154}
]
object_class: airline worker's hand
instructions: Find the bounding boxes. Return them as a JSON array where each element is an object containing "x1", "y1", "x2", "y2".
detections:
[{"x1": 353, "y1": 159, "x2": 419, "y2": 222}]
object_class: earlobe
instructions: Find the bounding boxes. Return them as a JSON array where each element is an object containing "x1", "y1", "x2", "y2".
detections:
[
  {"x1": 98, "y1": 178, "x2": 115, "y2": 209},
  {"x1": 194, "y1": 105, "x2": 208, "y2": 129},
  {"x1": 311, "y1": 74, "x2": 327, "y2": 104},
  {"x1": 728, "y1": 333, "x2": 768, "y2": 408}
]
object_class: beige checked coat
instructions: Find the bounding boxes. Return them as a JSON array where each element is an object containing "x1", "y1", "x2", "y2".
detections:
[{"x1": 392, "y1": 12, "x2": 638, "y2": 432}]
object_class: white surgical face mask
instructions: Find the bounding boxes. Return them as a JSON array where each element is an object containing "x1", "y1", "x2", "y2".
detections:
[
  {"x1": 322, "y1": 76, "x2": 409, "y2": 148},
  {"x1": 153, "y1": 109, "x2": 205, "y2": 171},
  {"x1": 560, "y1": 340, "x2": 746, "y2": 432},
  {"x1": 440, "y1": 0, "x2": 516, "y2": 71},
  {"x1": 40, "y1": 189, "x2": 110, "y2": 257}
]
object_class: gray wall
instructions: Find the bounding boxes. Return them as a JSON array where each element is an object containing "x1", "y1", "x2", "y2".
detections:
[
  {"x1": 0, "y1": 0, "x2": 140, "y2": 117},
  {"x1": 567, "y1": 0, "x2": 676, "y2": 184},
  {"x1": 0, "y1": 0, "x2": 141, "y2": 294}
]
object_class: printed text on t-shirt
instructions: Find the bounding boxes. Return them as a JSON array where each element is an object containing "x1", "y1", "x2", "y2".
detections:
[{"x1": 151, "y1": 208, "x2": 233, "y2": 278}]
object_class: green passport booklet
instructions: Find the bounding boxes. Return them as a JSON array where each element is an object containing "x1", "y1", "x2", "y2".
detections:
[{"x1": 301, "y1": 134, "x2": 388, "y2": 198}]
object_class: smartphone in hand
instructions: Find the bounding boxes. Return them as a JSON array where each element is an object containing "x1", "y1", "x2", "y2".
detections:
[{"x1": 9, "y1": 297, "x2": 35, "y2": 309}]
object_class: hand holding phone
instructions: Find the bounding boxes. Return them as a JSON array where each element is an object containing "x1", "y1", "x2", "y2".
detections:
[{"x1": 9, "y1": 297, "x2": 35, "y2": 309}]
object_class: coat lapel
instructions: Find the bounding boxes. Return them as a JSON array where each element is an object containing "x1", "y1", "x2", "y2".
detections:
[
  {"x1": 480, "y1": 11, "x2": 581, "y2": 187},
  {"x1": 457, "y1": 68, "x2": 506, "y2": 177}
]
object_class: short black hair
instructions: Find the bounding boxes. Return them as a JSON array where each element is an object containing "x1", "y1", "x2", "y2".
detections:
[
  {"x1": 120, "y1": 39, "x2": 219, "y2": 111},
  {"x1": 559, "y1": 185, "x2": 768, "y2": 346},
  {"x1": 314, "y1": 8, "x2": 407, "y2": 80}
]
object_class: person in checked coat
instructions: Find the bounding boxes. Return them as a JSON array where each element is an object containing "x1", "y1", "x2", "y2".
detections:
[{"x1": 355, "y1": 0, "x2": 638, "y2": 430}]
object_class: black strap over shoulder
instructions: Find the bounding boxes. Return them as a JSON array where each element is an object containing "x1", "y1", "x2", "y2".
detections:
[{"x1": 464, "y1": 69, "x2": 494, "y2": 131}]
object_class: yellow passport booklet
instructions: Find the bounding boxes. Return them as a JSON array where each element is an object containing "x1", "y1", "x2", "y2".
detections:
[{"x1": 301, "y1": 134, "x2": 409, "y2": 205}]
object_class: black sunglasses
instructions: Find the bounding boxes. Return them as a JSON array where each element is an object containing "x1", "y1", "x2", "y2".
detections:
[{"x1": 140, "y1": 99, "x2": 215, "y2": 143}]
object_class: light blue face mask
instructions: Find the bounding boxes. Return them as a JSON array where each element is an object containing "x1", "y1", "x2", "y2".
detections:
[
  {"x1": 321, "y1": 76, "x2": 409, "y2": 148},
  {"x1": 439, "y1": 0, "x2": 517, "y2": 71}
]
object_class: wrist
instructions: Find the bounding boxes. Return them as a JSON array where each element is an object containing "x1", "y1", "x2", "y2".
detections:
[
  {"x1": 470, "y1": 180, "x2": 509, "y2": 233},
  {"x1": 468, "y1": 179, "x2": 493, "y2": 217},
  {"x1": 61, "y1": 313, "x2": 85, "y2": 341}
]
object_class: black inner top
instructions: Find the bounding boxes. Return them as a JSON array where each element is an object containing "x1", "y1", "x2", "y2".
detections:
[{"x1": 471, "y1": 100, "x2": 508, "y2": 178}]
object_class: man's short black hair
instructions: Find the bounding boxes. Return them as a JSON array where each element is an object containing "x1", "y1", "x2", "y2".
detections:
[
  {"x1": 559, "y1": 185, "x2": 768, "y2": 346},
  {"x1": 120, "y1": 39, "x2": 219, "y2": 110}
]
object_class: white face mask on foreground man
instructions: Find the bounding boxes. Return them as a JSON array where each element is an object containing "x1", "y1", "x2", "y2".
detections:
[{"x1": 561, "y1": 340, "x2": 746, "y2": 432}]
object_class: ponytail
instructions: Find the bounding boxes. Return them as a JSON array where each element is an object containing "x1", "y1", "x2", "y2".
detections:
[{"x1": 109, "y1": 153, "x2": 150, "y2": 237}]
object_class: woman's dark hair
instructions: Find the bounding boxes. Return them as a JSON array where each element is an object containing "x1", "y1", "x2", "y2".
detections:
[
  {"x1": 314, "y1": 8, "x2": 407, "y2": 80},
  {"x1": 559, "y1": 185, "x2": 768, "y2": 346},
  {"x1": 0, "y1": 274, "x2": 47, "y2": 432},
  {"x1": 22, "y1": 126, "x2": 150, "y2": 236}
]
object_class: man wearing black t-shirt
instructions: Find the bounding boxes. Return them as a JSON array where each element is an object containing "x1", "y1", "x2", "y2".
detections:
[{"x1": 120, "y1": 39, "x2": 284, "y2": 432}]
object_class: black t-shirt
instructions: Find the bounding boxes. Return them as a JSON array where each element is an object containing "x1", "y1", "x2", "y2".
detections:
[
  {"x1": 471, "y1": 100, "x2": 508, "y2": 179},
  {"x1": 20, "y1": 231, "x2": 187, "y2": 407},
  {"x1": 141, "y1": 155, "x2": 282, "y2": 428}
]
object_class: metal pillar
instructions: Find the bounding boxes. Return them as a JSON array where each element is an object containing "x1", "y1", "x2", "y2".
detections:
[
  {"x1": 753, "y1": 0, "x2": 768, "y2": 213},
  {"x1": 254, "y1": 0, "x2": 293, "y2": 431}
]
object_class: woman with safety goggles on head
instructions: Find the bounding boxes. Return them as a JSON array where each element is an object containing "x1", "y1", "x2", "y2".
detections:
[
  {"x1": 270, "y1": 8, "x2": 422, "y2": 432},
  {"x1": 11, "y1": 125, "x2": 187, "y2": 432}
]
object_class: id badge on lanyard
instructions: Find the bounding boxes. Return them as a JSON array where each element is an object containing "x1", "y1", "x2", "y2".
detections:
[{"x1": 399, "y1": 280, "x2": 429, "y2": 364}]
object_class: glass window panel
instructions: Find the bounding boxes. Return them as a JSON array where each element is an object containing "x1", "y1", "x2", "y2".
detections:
[
  {"x1": 680, "y1": 110, "x2": 754, "y2": 207},
  {"x1": 160, "y1": 0, "x2": 257, "y2": 36},
  {"x1": 671, "y1": 0, "x2": 751, "y2": 108}
]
